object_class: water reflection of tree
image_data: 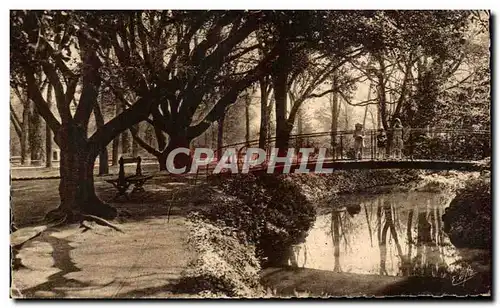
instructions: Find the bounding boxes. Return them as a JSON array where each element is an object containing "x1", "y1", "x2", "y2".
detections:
[
  {"x1": 373, "y1": 195, "x2": 449, "y2": 277},
  {"x1": 318, "y1": 193, "x2": 454, "y2": 277},
  {"x1": 331, "y1": 210, "x2": 342, "y2": 272},
  {"x1": 328, "y1": 204, "x2": 361, "y2": 273},
  {"x1": 377, "y1": 198, "x2": 406, "y2": 275},
  {"x1": 408, "y1": 206, "x2": 449, "y2": 277}
]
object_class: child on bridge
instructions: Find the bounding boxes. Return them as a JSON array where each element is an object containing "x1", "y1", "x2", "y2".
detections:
[
  {"x1": 377, "y1": 129, "x2": 387, "y2": 159},
  {"x1": 353, "y1": 123, "x2": 365, "y2": 160},
  {"x1": 392, "y1": 118, "x2": 404, "y2": 160}
]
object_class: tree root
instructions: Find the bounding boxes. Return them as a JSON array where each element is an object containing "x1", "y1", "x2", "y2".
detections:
[
  {"x1": 79, "y1": 221, "x2": 93, "y2": 233},
  {"x1": 43, "y1": 200, "x2": 123, "y2": 233},
  {"x1": 81, "y1": 214, "x2": 124, "y2": 233}
]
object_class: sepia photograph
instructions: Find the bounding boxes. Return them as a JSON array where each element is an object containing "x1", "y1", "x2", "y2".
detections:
[{"x1": 9, "y1": 8, "x2": 492, "y2": 299}]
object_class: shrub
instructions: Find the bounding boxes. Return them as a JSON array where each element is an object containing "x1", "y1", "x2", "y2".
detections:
[
  {"x1": 442, "y1": 173, "x2": 491, "y2": 249},
  {"x1": 409, "y1": 133, "x2": 490, "y2": 161},
  {"x1": 203, "y1": 174, "x2": 316, "y2": 266}
]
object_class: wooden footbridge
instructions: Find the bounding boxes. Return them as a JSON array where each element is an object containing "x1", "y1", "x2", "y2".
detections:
[{"x1": 209, "y1": 128, "x2": 490, "y2": 174}]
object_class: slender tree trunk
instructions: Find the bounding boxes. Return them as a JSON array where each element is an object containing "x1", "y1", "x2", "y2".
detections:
[
  {"x1": 29, "y1": 100, "x2": 43, "y2": 165},
  {"x1": 217, "y1": 115, "x2": 225, "y2": 161},
  {"x1": 258, "y1": 78, "x2": 270, "y2": 149},
  {"x1": 377, "y1": 102, "x2": 381, "y2": 130},
  {"x1": 267, "y1": 108, "x2": 273, "y2": 147},
  {"x1": 204, "y1": 128, "x2": 209, "y2": 147},
  {"x1": 272, "y1": 39, "x2": 292, "y2": 154},
  {"x1": 132, "y1": 138, "x2": 139, "y2": 157},
  {"x1": 112, "y1": 136, "x2": 119, "y2": 165},
  {"x1": 363, "y1": 106, "x2": 369, "y2": 128},
  {"x1": 121, "y1": 130, "x2": 131, "y2": 155},
  {"x1": 330, "y1": 75, "x2": 339, "y2": 157},
  {"x1": 154, "y1": 125, "x2": 167, "y2": 170},
  {"x1": 296, "y1": 106, "x2": 304, "y2": 151},
  {"x1": 94, "y1": 101, "x2": 109, "y2": 175},
  {"x1": 45, "y1": 85, "x2": 53, "y2": 168},
  {"x1": 343, "y1": 101, "x2": 349, "y2": 131},
  {"x1": 131, "y1": 123, "x2": 140, "y2": 156},
  {"x1": 157, "y1": 153, "x2": 167, "y2": 171},
  {"x1": 211, "y1": 123, "x2": 217, "y2": 149},
  {"x1": 245, "y1": 96, "x2": 251, "y2": 147},
  {"x1": 145, "y1": 124, "x2": 155, "y2": 146},
  {"x1": 21, "y1": 103, "x2": 30, "y2": 165},
  {"x1": 111, "y1": 102, "x2": 121, "y2": 166}
]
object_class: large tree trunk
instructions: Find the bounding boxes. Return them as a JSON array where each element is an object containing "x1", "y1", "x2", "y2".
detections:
[
  {"x1": 47, "y1": 124, "x2": 116, "y2": 223},
  {"x1": 164, "y1": 133, "x2": 192, "y2": 171}
]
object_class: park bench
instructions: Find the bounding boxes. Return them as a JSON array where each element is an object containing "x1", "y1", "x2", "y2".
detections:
[{"x1": 105, "y1": 156, "x2": 153, "y2": 201}]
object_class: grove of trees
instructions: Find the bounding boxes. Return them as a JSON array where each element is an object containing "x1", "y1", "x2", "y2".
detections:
[{"x1": 10, "y1": 10, "x2": 490, "y2": 222}]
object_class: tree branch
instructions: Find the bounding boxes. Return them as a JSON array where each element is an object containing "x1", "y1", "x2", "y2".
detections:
[
  {"x1": 186, "y1": 45, "x2": 279, "y2": 139},
  {"x1": 41, "y1": 61, "x2": 72, "y2": 123},
  {"x1": 87, "y1": 94, "x2": 155, "y2": 160},
  {"x1": 73, "y1": 39, "x2": 101, "y2": 129},
  {"x1": 181, "y1": 17, "x2": 261, "y2": 119},
  {"x1": 22, "y1": 65, "x2": 62, "y2": 134},
  {"x1": 107, "y1": 82, "x2": 155, "y2": 127}
]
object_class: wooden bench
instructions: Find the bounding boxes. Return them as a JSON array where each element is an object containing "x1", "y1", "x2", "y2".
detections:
[{"x1": 105, "y1": 156, "x2": 153, "y2": 201}]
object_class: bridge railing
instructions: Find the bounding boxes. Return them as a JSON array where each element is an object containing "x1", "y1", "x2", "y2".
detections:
[{"x1": 212, "y1": 128, "x2": 490, "y2": 170}]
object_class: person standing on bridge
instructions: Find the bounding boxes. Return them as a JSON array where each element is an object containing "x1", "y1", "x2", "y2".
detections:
[
  {"x1": 353, "y1": 123, "x2": 365, "y2": 160},
  {"x1": 392, "y1": 118, "x2": 404, "y2": 160},
  {"x1": 376, "y1": 128, "x2": 387, "y2": 160}
]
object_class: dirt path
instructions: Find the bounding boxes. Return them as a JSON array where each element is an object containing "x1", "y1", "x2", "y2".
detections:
[{"x1": 12, "y1": 215, "x2": 196, "y2": 298}]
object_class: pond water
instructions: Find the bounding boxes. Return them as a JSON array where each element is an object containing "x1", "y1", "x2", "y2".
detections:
[{"x1": 289, "y1": 190, "x2": 489, "y2": 280}]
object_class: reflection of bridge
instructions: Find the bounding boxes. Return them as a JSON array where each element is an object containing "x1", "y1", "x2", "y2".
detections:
[{"x1": 210, "y1": 128, "x2": 490, "y2": 173}]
